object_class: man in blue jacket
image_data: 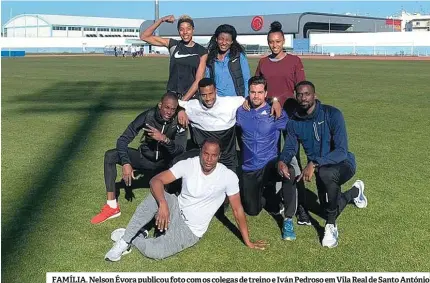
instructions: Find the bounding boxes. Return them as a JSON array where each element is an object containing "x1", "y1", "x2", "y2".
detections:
[
  {"x1": 237, "y1": 76, "x2": 299, "y2": 241},
  {"x1": 278, "y1": 81, "x2": 368, "y2": 248}
]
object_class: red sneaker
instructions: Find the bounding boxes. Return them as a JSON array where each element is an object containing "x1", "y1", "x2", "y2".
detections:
[{"x1": 91, "y1": 204, "x2": 121, "y2": 224}]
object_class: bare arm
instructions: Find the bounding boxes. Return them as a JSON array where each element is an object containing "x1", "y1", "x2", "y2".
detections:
[
  {"x1": 182, "y1": 54, "x2": 208, "y2": 101},
  {"x1": 229, "y1": 193, "x2": 268, "y2": 250},
  {"x1": 149, "y1": 170, "x2": 177, "y2": 231},
  {"x1": 140, "y1": 15, "x2": 174, "y2": 47}
]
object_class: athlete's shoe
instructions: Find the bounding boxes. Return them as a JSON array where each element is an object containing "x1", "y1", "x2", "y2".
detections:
[
  {"x1": 91, "y1": 204, "x2": 121, "y2": 224},
  {"x1": 282, "y1": 218, "x2": 296, "y2": 241},
  {"x1": 105, "y1": 238, "x2": 131, "y2": 262},
  {"x1": 352, "y1": 180, "x2": 368, "y2": 208},
  {"x1": 322, "y1": 224, "x2": 339, "y2": 248},
  {"x1": 296, "y1": 205, "x2": 312, "y2": 226},
  {"x1": 111, "y1": 228, "x2": 149, "y2": 242}
]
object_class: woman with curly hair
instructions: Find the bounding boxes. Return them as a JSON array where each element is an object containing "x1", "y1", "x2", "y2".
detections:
[
  {"x1": 140, "y1": 15, "x2": 207, "y2": 100},
  {"x1": 205, "y1": 24, "x2": 251, "y2": 97}
]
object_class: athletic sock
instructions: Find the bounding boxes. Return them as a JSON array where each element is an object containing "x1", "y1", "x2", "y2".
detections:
[{"x1": 107, "y1": 199, "x2": 117, "y2": 209}]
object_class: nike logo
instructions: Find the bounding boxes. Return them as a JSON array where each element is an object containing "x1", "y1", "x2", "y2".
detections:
[
  {"x1": 231, "y1": 58, "x2": 238, "y2": 63},
  {"x1": 318, "y1": 121, "x2": 324, "y2": 125},
  {"x1": 174, "y1": 51, "x2": 198, "y2": 59}
]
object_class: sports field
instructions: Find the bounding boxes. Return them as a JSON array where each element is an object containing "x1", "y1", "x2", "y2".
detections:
[{"x1": 2, "y1": 56, "x2": 429, "y2": 282}]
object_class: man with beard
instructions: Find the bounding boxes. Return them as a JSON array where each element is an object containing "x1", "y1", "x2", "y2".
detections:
[
  {"x1": 91, "y1": 92, "x2": 187, "y2": 224},
  {"x1": 236, "y1": 76, "x2": 299, "y2": 241},
  {"x1": 104, "y1": 138, "x2": 268, "y2": 261},
  {"x1": 278, "y1": 81, "x2": 368, "y2": 248}
]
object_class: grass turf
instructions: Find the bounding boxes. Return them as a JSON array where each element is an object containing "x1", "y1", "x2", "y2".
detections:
[{"x1": 1, "y1": 56, "x2": 430, "y2": 282}]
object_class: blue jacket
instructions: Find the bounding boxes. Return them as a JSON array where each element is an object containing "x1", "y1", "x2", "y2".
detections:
[
  {"x1": 237, "y1": 104, "x2": 288, "y2": 171},
  {"x1": 205, "y1": 52, "x2": 251, "y2": 97},
  {"x1": 280, "y1": 100, "x2": 356, "y2": 170}
]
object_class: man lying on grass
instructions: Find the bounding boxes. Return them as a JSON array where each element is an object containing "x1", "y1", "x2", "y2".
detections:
[{"x1": 105, "y1": 137, "x2": 268, "y2": 261}]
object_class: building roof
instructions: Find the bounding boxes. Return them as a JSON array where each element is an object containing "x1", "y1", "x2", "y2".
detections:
[
  {"x1": 140, "y1": 12, "x2": 391, "y2": 36},
  {"x1": 4, "y1": 14, "x2": 145, "y2": 28}
]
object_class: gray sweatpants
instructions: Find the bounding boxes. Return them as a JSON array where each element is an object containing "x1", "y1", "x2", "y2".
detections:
[{"x1": 122, "y1": 192, "x2": 200, "y2": 260}]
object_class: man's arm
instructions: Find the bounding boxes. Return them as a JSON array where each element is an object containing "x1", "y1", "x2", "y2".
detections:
[
  {"x1": 150, "y1": 158, "x2": 189, "y2": 231},
  {"x1": 149, "y1": 170, "x2": 178, "y2": 232},
  {"x1": 159, "y1": 126, "x2": 187, "y2": 157},
  {"x1": 279, "y1": 120, "x2": 299, "y2": 165},
  {"x1": 116, "y1": 111, "x2": 148, "y2": 165},
  {"x1": 313, "y1": 109, "x2": 348, "y2": 166},
  {"x1": 229, "y1": 193, "x2": 268, "y2": 250}
]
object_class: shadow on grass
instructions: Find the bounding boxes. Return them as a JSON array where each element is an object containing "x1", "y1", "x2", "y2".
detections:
[{"x1": 1, "y1": 80, "x2": 167, "y2": 272}]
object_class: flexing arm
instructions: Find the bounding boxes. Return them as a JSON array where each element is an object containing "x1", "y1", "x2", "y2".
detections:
[
  {"x1": 140, "y1": 15, "x2": 174, "y2": 47},
  {"x1": 182, "y1": 54, "x2": 208, "y2": 101}
]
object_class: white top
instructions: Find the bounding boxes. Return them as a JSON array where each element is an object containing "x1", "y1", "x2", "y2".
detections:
[
  {"x1": 179, "y1": 96, "x2": 245, "y2": 131},
  {"x1": 169, "y1": 157, "x2": 239, "y2": 237}
]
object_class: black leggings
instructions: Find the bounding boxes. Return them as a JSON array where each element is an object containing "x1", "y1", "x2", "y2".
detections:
[
  {"x1": 104, "y1": 148, "x2": 167, "y2": 193},
  {"x1": 241, "y1": 159, "x2": 297, "y2": 218},
  {"x1": 315, "y1": 160, "x2": 358, "y2": 224}
]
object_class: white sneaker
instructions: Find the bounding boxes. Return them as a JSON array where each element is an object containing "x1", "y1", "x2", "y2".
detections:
[
  {"x1": 352, "y1": 180, "x2": 367, "y2": 208},
  {"x1": 110, "y1": 228, "x2": 126, "y2": 242},
  {"x1": 104, "y1": 238, "x2": 131, "y2": 262},
  {"x1": 322, "y1": 224, "x2": 338, "y2": 248}
]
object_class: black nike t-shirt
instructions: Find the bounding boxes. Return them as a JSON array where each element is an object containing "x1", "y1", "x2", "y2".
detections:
[{"x1": 167, "y1": 39, "x2": 207, "y2": 96}]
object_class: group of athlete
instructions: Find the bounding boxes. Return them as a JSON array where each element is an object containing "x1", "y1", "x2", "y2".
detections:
[{"x1": 91, "y1": 15, "x2": 368, "y2": 262}]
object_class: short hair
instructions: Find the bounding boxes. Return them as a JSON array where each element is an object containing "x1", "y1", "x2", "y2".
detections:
[
  {"x1": 160, "y1": 92, "x2": 179, "y2": 103},
  {"x1": 295, "y1": 81, "x2": 316, "y2": 93},
  {"x1": 201, "y1": 137, "x2": 221, "y2": 151},
  {"x1": 248, "y1": 76, "x2": 267, "y2": 91},
  {"x1": 177, "y1": 15, "x2": 194, "y2": 30},
  {"x1": 198, "y1": 78, "x2": 215, "y2": 89}
]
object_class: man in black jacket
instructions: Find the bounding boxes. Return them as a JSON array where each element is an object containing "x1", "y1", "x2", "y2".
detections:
[{"x1": 91, "y1": 92, "x2": 187, "y2": 224}]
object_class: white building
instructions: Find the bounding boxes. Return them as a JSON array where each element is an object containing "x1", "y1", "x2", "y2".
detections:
[
  {"x1": 393, "y1": 10, "x2": 430, "y2": 32},
  {"x1": 3, "y1": 14, "x2": 144, "y2": 38}
]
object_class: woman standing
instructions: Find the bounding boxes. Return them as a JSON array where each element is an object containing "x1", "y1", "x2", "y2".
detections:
[
  {"x1": 206, "y1": 24, "x2": 251, "y2": 97},
  {"x1": 140, "y1": 15, "x2": 207, "y2": 100},
  {"x1": 255, "y1": 21, "x2": 305, "y2": 107}
]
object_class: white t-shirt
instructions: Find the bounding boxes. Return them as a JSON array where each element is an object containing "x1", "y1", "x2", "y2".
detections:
[
  {"x1": 169, "y1": 156, "x2": 239, "y2": 237},
  {"x1": 179, "y1": 96, "x2": 245, "y2": 131}
]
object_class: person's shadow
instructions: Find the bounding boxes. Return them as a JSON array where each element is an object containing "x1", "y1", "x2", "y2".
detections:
[{"x1": 115, "y1": 169, "x2": 154, "y2": 202}]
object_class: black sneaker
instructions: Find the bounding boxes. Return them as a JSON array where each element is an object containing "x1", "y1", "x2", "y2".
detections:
[{"x1": 296, "y1": 205, "x2": 311, "y2": 226}]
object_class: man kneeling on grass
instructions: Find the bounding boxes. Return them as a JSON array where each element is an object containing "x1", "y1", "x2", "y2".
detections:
[{"x1": 105, "y1": 138, "x2": 268, "y2": 261}]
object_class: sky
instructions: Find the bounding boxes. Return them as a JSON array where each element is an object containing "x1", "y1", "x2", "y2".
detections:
[{"x1": 2, "y1": 1, "x2": 430, "y2": 26}]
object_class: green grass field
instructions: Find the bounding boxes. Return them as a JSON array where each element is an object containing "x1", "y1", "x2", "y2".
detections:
[{"x1": 2, "y1": 56, "x2": 430, "y2": 282}]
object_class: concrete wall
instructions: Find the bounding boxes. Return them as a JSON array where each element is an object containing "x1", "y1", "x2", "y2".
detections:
[
  {"x1": 309, "y1": 32, "x2": 430, "y2": 55},
  {"x1": 310, "y1": 32, "x2": 430, "y2": 46},
  {"x1": 1, "y1": 37, "x2": 131, "y2": 48}
]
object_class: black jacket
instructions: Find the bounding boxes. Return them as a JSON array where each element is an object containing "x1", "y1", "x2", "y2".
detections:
[
  {"x1": 116, "y1": 106, "x2": 187, "y2": 165},
  {"x1": 207, "y1": 52, "x2": 245, "y2": 97}
]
